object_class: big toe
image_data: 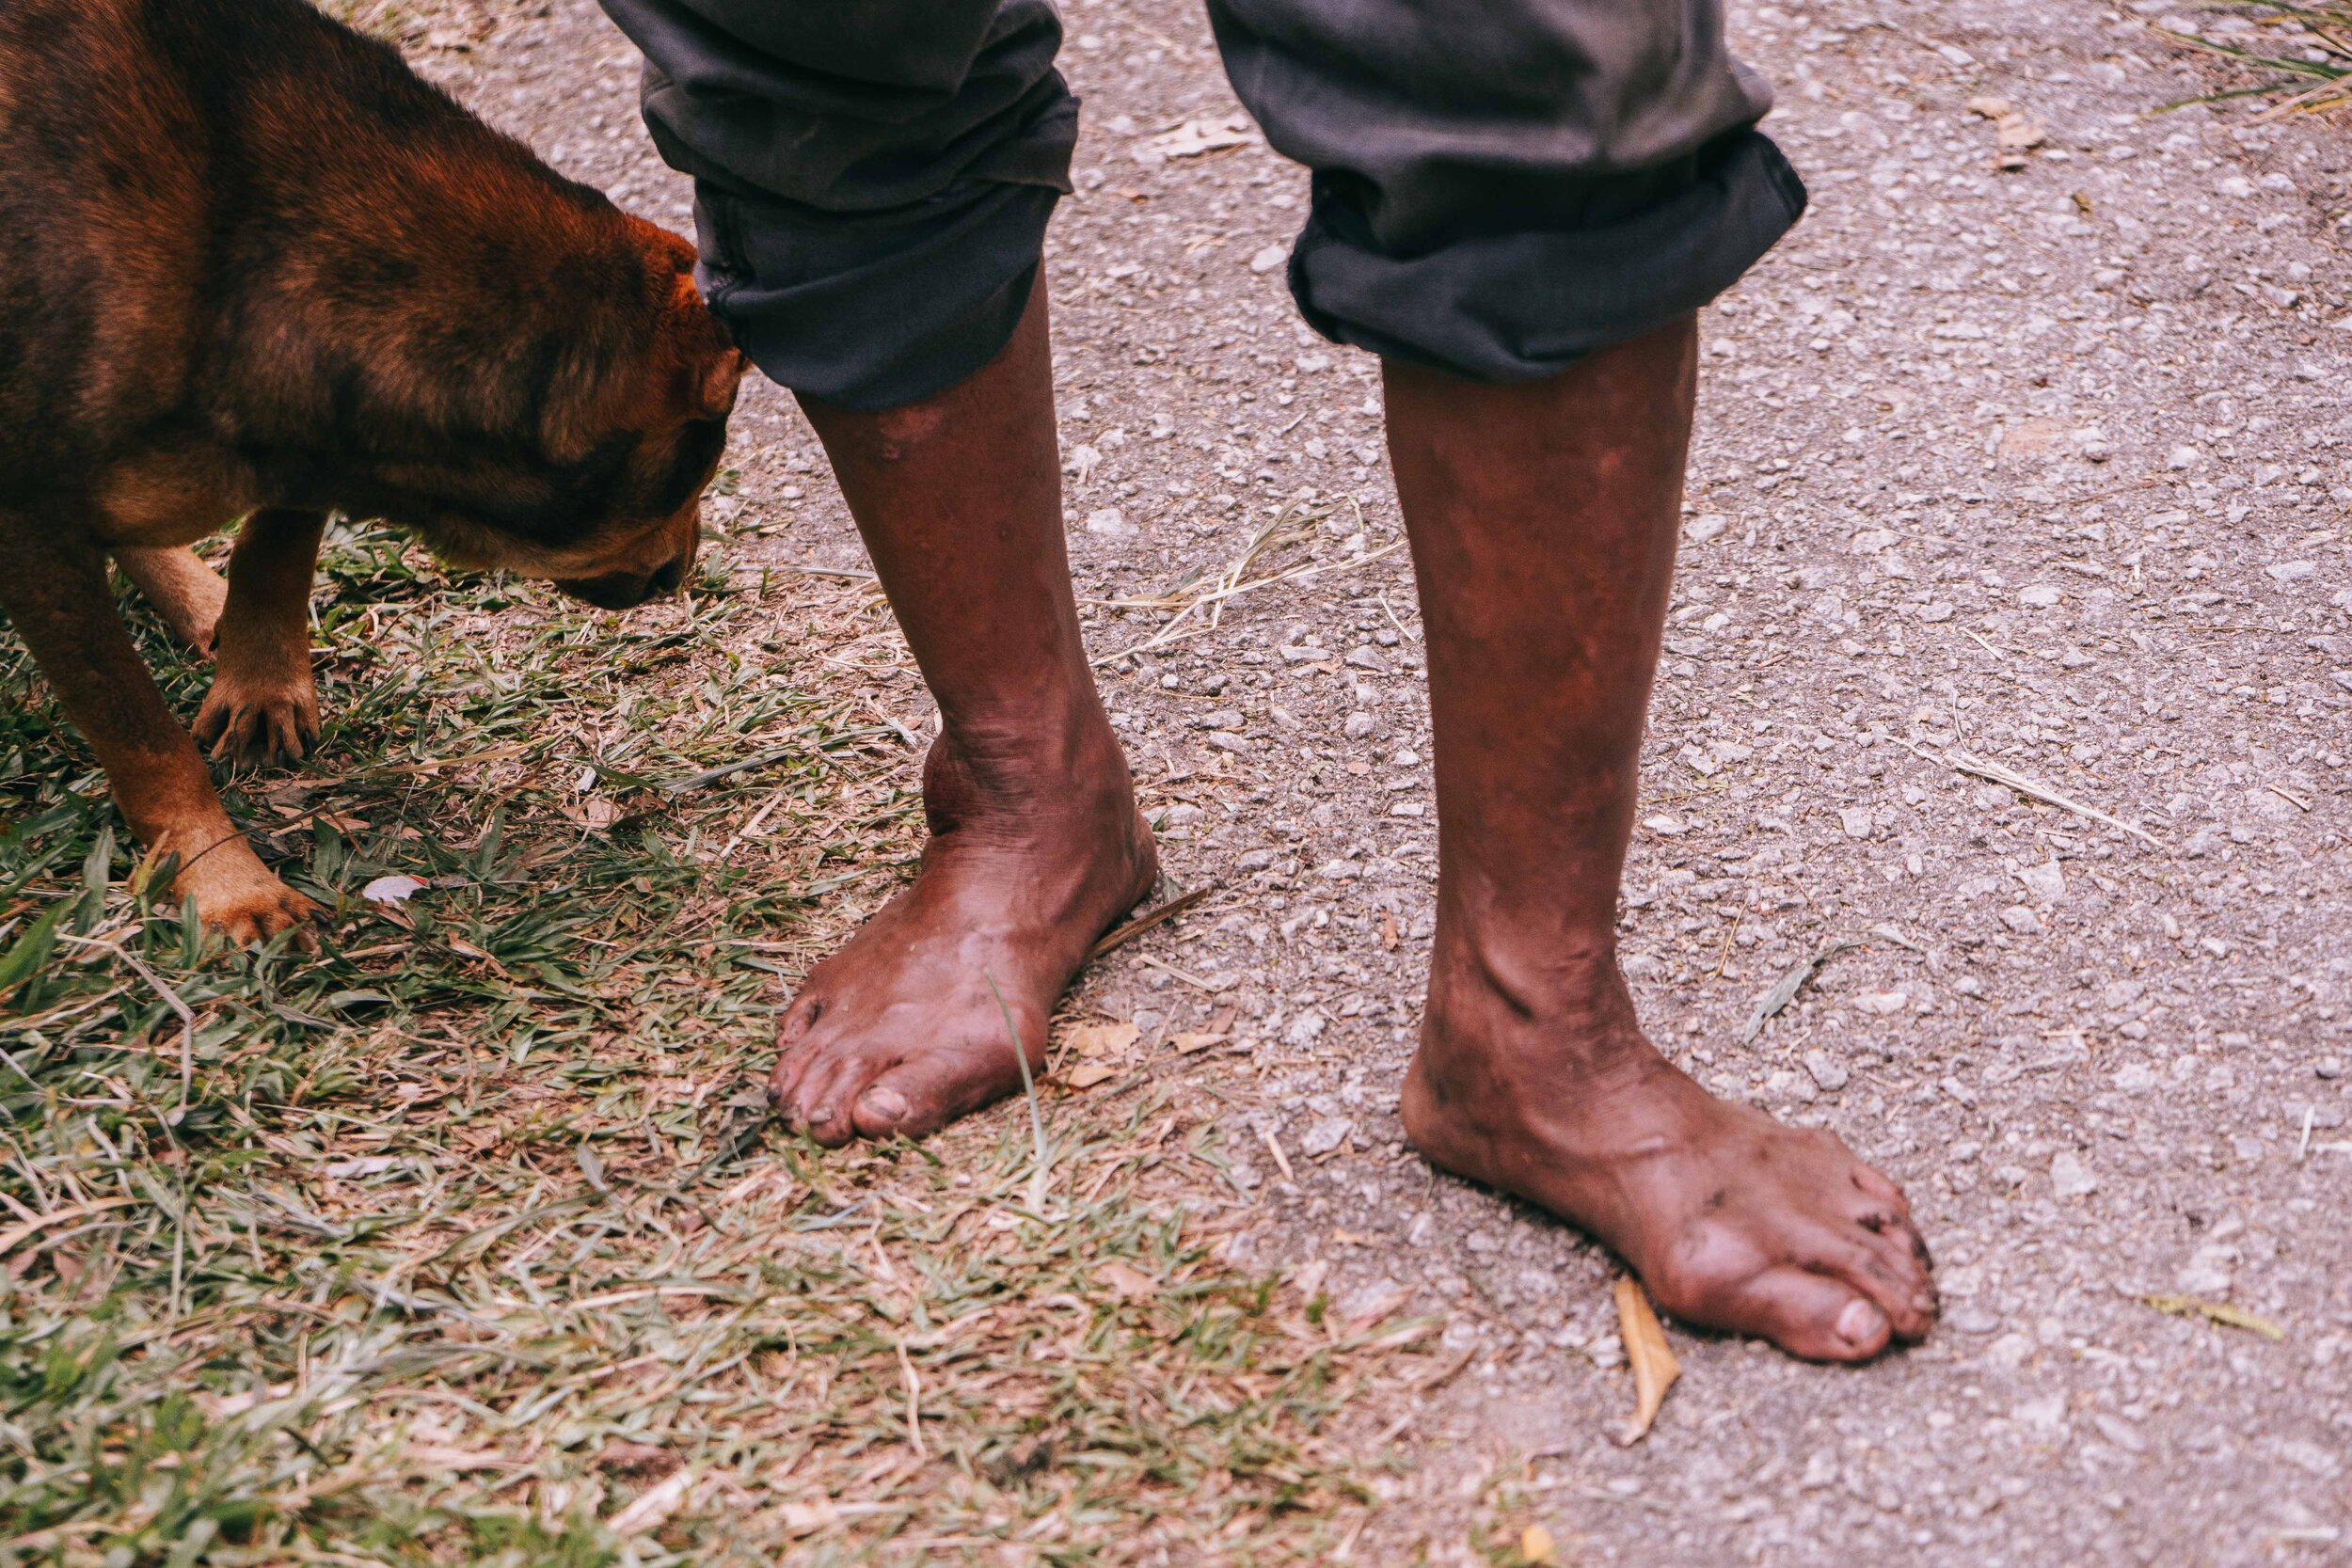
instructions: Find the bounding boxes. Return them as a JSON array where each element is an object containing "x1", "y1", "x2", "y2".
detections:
[
  {"x1": 851, "y1": 1043, "x2": 1024, "y2": 1142},
  {"x1": 851, "y1": 1079, "x2": 919, "y2": 1140},
  {"x1": 1731, "y1": 1266, "x2": 1896, "y2": 1363}
]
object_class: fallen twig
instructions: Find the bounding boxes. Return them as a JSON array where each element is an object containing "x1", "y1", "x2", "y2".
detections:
[
  {"x1": 1089, "y1": 882, "x2": 1217, "y2": 958},
  {"x1": 1945, "y1": 748, "x2": 2164, "y2": 849},
  {"x1": 2142, "y1": 1293, "x2": 2285, "y2": 1340},
  {"x1": 1743, "y1": 940, "x2": 1863, "y2": 1044}
]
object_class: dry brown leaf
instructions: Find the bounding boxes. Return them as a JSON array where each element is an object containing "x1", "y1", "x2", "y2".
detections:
[
  {"x1": 1065, "y1": 1061, "x2": 1121, "y2": 1089},
  {"x1": 1170, "y1": 1030, "x2": 1227, "y2": 1054},
  {"x1": 1520, "y1": 1524, "x2": 1559, "y2": 1565},
  {"x1": 1065, "y1": 1022, "x2": 1139, "y2": 1059},
  {"x1": 1964, "y1": 94, "x2": 2012, "y2": 118},
  {"x1": 1612, "y1": 1275, "x2": 1681, "y2": 1446},
  {"x1": 1140, "y1": 113, "x2": 1259, "y2": 161},
  {"x1": 607, "y1": 1466, "x2": 694, "y2": 1534},
  {"x1": 1095, "y1": 1261, "x2": 1159, "y2": 1300}
]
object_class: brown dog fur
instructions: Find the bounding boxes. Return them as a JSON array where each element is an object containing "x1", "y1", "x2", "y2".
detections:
[{"x1": 0, "y1": 0, "x2": 744, "y2": 942}]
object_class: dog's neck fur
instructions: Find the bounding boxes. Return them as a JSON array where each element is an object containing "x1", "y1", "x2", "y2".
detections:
[{"x1": 179, "y1": 0, "x2": 665, "y2": 510}]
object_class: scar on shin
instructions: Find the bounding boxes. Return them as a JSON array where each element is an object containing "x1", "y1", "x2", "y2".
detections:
[{"x1": 873, "y1": 404, "x2": 947, "y2": 457}]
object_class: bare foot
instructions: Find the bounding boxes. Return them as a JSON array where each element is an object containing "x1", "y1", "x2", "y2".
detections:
[
  {"x1": 1402, "y1": 949, "x2": 1936, "y2": 1363},
  {"x1": 769, "y1": 714, "x2": 1157, "y2": 1146}
]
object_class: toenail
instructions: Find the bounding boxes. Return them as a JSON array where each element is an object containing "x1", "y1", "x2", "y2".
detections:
[
  {"x1": 860, "y1": 1085, "x2": 910, "y2": 1123},
  {"x1": 1836, "y1": 1298, "x2": 1887, "y2": 1347},
  {"x1": 811, "y1": 1106, "x2": 834, "y2": 1127}
]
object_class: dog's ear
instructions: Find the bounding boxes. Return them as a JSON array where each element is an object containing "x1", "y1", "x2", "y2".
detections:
[
  {"x1": 625, "y1": 213, "x2": 698, "y2": 277},
  {"x1": 662, "y1": 270, "x2": 746, "y2": 420},
  {"x1": 695, "y1": 345, "x2": 749, "y2": 420}
]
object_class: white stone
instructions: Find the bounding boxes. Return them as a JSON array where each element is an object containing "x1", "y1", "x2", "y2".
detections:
[
  {"x1": 2016, "y1": 860, "x2": 2067, "y2": 902},
  {"x1": 1298, "y1": 1116, "x2": 1353, "y2": 1158},
  {"x1": 2051, "y1": 1151, "x2": 2098, "y2": 1198}
]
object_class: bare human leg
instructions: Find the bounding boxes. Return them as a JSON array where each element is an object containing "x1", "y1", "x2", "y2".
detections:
[
  {"x1": 768, "y1": 288, "x2": 1158, "y2": 1145},
  {"x1": 1388, "y1": 317, "x2": 1937, "y2": 1363}
]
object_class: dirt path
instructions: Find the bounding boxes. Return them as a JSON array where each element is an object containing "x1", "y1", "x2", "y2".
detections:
[{"x1": 405, "y1": 1, "x2": 2352, "y2": 1560}]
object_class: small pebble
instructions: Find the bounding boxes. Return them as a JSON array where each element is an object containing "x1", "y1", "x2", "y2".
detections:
[{"x1": 2050, "y1": 1151, "x2": 2098, "y2": 1199}]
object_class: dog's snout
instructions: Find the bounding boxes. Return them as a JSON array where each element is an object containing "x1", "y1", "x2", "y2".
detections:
[
  {"x1": 552, "y1": 571, "x2": 652, "y2": 610},
  {"x1": 552, "y1": 545, "x2": 692, "y2": 611}
]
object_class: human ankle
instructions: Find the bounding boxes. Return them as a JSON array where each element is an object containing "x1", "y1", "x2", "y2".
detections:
[
  {"x1": 1431, "y1": 913, "x2": 1638, "y2": 1026},
  {"x1": 920, "y1": 701, "x2": 1141, "y2": 849}
]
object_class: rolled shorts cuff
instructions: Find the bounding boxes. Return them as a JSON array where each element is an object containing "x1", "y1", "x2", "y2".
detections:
[
  {"x1": 695, "y1": 178, "x2": 1060, "y2": 411},
  {"x1": 1288, "y1": 129, "x2": 1806, "y2": 382}
]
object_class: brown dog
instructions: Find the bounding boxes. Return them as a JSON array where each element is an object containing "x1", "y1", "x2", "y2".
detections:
[{"x1": 0, "y1": 0, "x2": 744, "y2": 943}]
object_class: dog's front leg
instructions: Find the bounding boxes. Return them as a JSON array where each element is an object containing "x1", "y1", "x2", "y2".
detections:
[
  {"x1": 0, "y1": 517, "x2": 317, "y2": 944},
  {"x1": 114, "y1": 546, "x2": 229, "y2": 657},
  {"x1": 193, "y1": 509, "x2": 330, "y2": 767}
]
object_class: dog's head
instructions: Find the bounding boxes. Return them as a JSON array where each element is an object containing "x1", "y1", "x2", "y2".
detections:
[{"x1": 362, "y1": 218, "x2": 748, "y2": 610}]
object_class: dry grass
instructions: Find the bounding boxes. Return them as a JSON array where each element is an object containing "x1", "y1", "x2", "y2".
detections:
[
  {"x1": 0, "y1": 519, "x2": 1432, "y2": 1565},
  {"x1": 2151, "y1": 1, "x2": 2352, "y2": 114}
]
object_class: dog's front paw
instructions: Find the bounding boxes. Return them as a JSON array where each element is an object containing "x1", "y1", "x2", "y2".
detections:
[
  {"x1": 180, "y1": 851, "x2": 321, "y2": 950},
  {"x1": 194, "y1": 672, "x2": 320, "y2": 767}
]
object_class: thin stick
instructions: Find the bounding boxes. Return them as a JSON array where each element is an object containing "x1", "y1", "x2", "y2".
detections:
[
  {"x1": 1945, "y1": 748, "x2": 2164, "y2": 848},
  {"x1": 1261, "y1": 1124, "x2": 1295, "y2": 1182},
  {"x1": 1087, "y1": 539, "x2": 1405, "y2": 667},
  {"x1": 1089, "y1": 883, "x2": 1216, "y2": 959},
  {"x1": 897, "y1": 1339, "x2": 928, "y2": 1460}
]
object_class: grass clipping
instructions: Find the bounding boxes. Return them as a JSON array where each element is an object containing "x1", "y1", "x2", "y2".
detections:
[
  {"x1": 1611, "y1": 1277, "x2": 1680, "y2": 1446},
  {"x1": 0, "y1": 521, "x2": 1427, "y2": 1565},
  {"x1": 2152, "y1": 0, "x2": 2352, "y2": 116}
]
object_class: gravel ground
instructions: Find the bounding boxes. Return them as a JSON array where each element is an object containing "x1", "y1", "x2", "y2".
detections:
[{"x1": 404, "y1": 1, "x2": 2351, "y2": 1560}]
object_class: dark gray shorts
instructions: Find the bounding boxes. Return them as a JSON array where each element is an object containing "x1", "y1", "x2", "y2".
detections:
[{"x1": 596, "y1": 0, "x2": 1805, "y2": 410}]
